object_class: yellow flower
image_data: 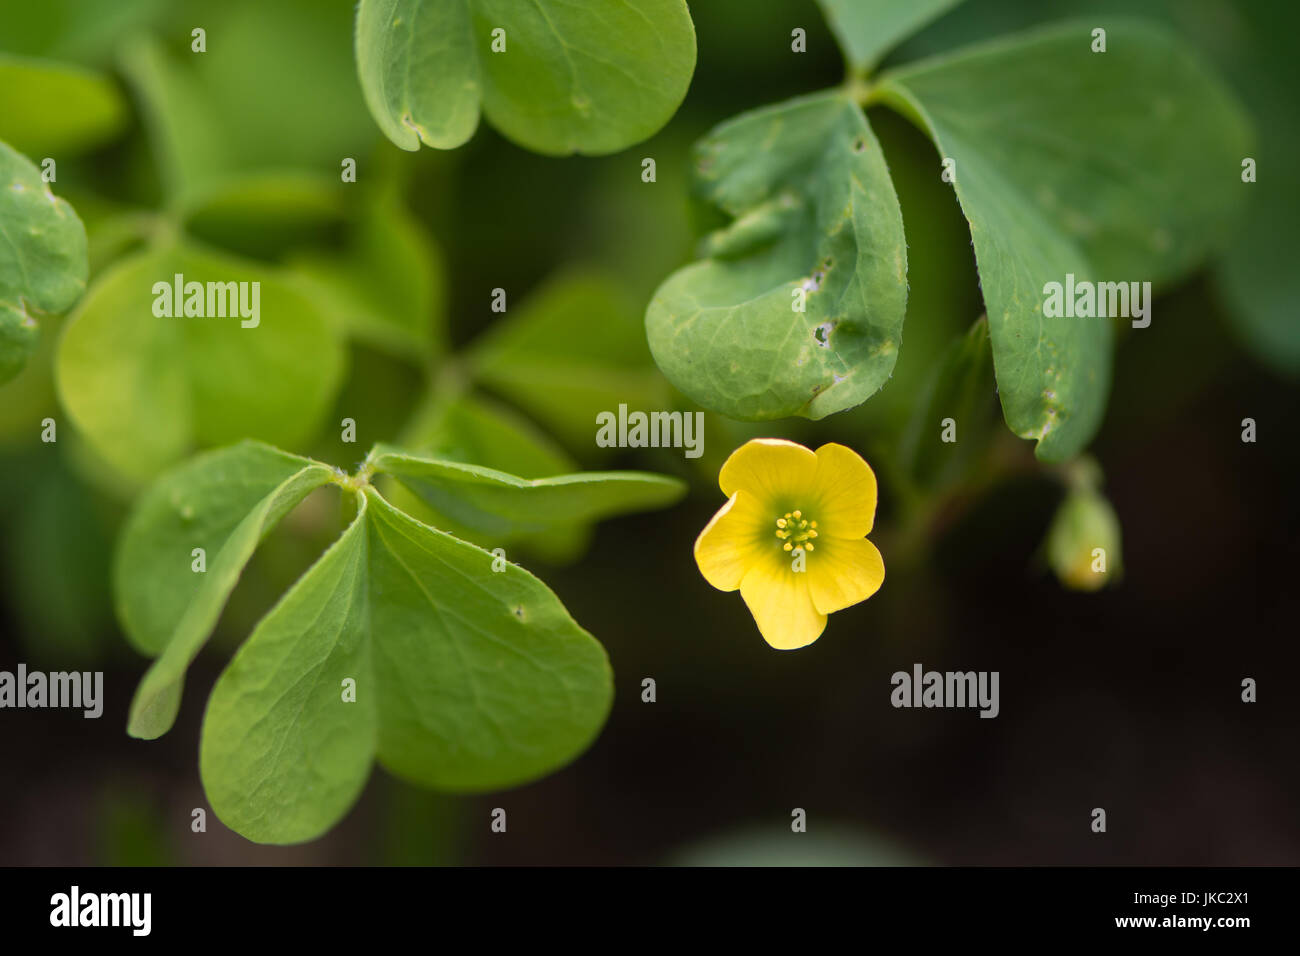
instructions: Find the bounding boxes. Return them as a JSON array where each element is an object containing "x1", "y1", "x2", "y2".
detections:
[{"x1": 694, "y1": 438, "x2": 885, "y2": 650}]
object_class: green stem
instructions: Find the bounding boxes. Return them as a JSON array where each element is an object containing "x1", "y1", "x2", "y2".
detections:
[{"x1": 845, "y1": 73, "x2": 876, "y2": 108}]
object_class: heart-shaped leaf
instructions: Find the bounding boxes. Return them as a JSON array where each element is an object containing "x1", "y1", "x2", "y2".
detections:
[
  {"x1": 121, "y1": 442, "x2": 334, "y2": 739},
  {"x1": 55, "y1": 242, "x2": 346, "y2": 479},
  {"x1": 355, "y1": 0, "x2": 696, "y2": 155},
  {"x1": 200, "y1": 486, "x2": 614, "y2": 843},
  {"x1": 645, "y1": 90, "x2": 908, "y2": 422},
  {"x1": 875, "y1": 20, "x2": 1252, "y2": 459},
  {"x1": 115, "y1": 441, "x2": 334, "y2": 658}
]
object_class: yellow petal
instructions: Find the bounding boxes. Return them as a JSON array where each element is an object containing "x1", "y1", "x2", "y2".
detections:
[
  {"x1": 807, "y1": 536, "x2": 885, "y2": 615},
  {"x1": 694, "y1": 490, "x2": 768, "y2": 592},
  {"x1": 739, "y1": 555, "x2": 827, "y2": 650},
  {"x1": 719, "y1": 438, "x2": 818, "y2": 504},
  {"x1": 809, "y1": 443, "x2": 878, "y2": 538}
]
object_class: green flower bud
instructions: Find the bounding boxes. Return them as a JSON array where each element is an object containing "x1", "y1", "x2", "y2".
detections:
[{"x1": 1046, "y1": 488, "x2": 1123, "y2": 591}]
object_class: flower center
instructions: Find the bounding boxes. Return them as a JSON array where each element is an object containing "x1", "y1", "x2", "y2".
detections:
[{"x1": 775, "y1": 510, "x2": 818, "y2": 552}]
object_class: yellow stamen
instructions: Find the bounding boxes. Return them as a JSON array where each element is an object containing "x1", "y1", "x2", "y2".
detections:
[{"x1": 774, "y1": 510, "x2": 818, "y2": 553}]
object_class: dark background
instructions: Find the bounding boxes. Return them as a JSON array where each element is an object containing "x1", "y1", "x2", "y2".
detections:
[{"x1": 0, "y1": 0, "x2": 1296, "y2": 865}]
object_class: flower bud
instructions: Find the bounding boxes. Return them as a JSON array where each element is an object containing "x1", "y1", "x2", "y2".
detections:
[{"x1": 1046, "y1": 488, "x2": 1122, "y2": 591}]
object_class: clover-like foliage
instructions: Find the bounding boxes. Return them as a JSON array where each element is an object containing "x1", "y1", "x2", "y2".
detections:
[
  {"x1": 356, "y1": 0, "x2": 697, "y2": 155},
  {"x1": 119, "y1": 440, "x2": 685, "y2": 843},
  {"x1": 647, "y1": 1, "x2": 1253, "y2": 462}
]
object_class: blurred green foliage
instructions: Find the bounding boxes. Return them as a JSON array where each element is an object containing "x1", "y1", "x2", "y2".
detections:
[{"x1": 0, "y1": 0, "x2": 1294, "y2": 860}]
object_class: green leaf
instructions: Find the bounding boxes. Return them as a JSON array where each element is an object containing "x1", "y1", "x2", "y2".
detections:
[
  {"x1": 0, "y1": 140, "x2": 88, "y2": 384},
  {"x1": 400, "y1": 391, "x2": 575, "y2": 479},
  {"x1": 115, "y1": 440, "x2": 332, "y2": 655},
  {"x1": 816, "y1": 0, "x2": 965, "y2": 72},
  {"x1": 0, "y1": 54, "x2": 128, "y2": 156},
  {"x1": 122, "y1": 442, "x2": 333, "y2": 739},
  {"x1": 200, "y1": 486, "x2": 614, "y2": 843},
  {"x1": 390, "y1": 392, "x2": 589, "y2": 563},
  {"x1": 645, "y1": 91, "x2": 908, "y2": 421},
  {"x1": 468, "y1": 273, "x2": 669, "y2": 451},
  {"x1": 55, "y1": 242, "x2": 347, "y2": 479},
  {"x1": 199, "y1": 504, "x2": 374, "y2": 844},
  {"x1": 355, "y1": 0, "x2": 696, "y2": 155},
  {"x1": 875, "y1": 20, "x2": 1252, "y2": 460},
  {"x1": 290, "y1": 197, "x2": 446, "y2": 358},
  {"x1": 371, "y1": 443, "x2": 687, "y2": 540}
]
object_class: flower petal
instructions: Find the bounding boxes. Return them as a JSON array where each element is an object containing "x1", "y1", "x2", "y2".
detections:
[
  {"x1": 739, "y1": 556, "x2": 827, "y2": 650},
  {"x1": 807, "y1": 536, "x2": 885, "y2": 615},
  {"x1": 719, "y1": 438, "x2": 818, "y2": 504},
  {"x1": 694, "y1": 490, "x2": 768, "y2": 592},
  {"x1": 809, "y1": 443, "x2": 878, "y2": 538}
]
